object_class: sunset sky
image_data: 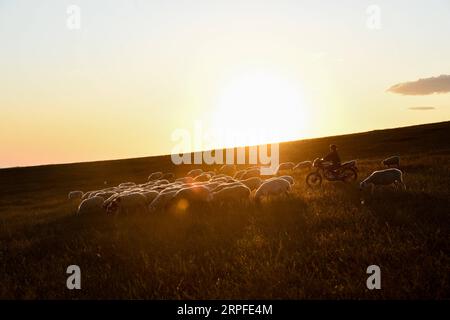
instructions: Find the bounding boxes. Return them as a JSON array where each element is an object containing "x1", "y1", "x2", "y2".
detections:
[{"x1": 1, "y1": 0, "x2": 449, "y2": 167}]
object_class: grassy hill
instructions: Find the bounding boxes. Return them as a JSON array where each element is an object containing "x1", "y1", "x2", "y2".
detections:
[{"x1": 1, "y1": 121, "x2": 449, "y2": 299}]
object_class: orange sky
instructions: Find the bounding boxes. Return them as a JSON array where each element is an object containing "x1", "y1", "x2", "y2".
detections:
[{"x1": 1, "y1": 1, "x2": 449, "y2": 167}]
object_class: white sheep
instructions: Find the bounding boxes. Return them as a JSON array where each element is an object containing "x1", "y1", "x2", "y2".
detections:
[
  {"x1": 154, "y1": 179, "x2": 170, "y2": 186},
  {"x1": 151, "y1": 185, "x2": 173, "y2": 192},
  {"x1": 241, "y1": 168, "x2": 260, "y2": 180},
  {"x1": 211, "y1": 181, "x2": 244, "y2": 193},
  {"x1": 218, "y1": 164, "x2": 236, "y2": 176},
  {"x1": 254, "y1": 178, "x2": 291, "y2": 202},
  {"x1": 211, "y1": 173, "x2": 227, "y2": 179},
  {"x1": 171, "y1": 185, "x2": 211, "y2": 204},
  {"x1": 141, "y1": 181, "x2": 156, "y2": 188},
  {"x1": 382, "y1": 156, "x2": 400, "y2": 167},
  {"x1": 193, "y1": 173, "x2": 211, "y2": 182},
  {"x1": 93, "y1": 191, "x2": 117, "y2": 200},
  {"x1": 103, "y1": 193, "x2": 121, "y2": 209},
  {"x1": 81, "y1": 191, "x2": 94, "y2": 200},
  {"x1": 276, "y1": 162, "x2": 296, "y2": 173},
  {"x1": 148, "y1": 172, "x2": 163, "y2": 181},
  {"x1": 149, "y1": 189, "x2": 178, "y2": 212},
  {"x1": 293, "y1": 161, "x2": 312, "y2": 170},
  {"x1": 239, "y1": 177, "x2": 263, "y2": 191},
  {"x1": 175, "y1": 176, "x2": 194, "y2": 184},
  {"x1": 205, "y1": 170, "x2": 216, "y2": 177},
  {"x1": 233, "y1": 170, "x2": 246, "y2": 180},
  {"x1": 276, "y1": 175, "x2": 295, "y2": 186},
  {"x1": 360, "y1": 168, "x2": 406, "y2": 194},
  {"x1": 77, "y1": 196, "x2": 105, "y2": 215},
  {"x1": 68, "y1": 191, "x2": 83, "y2": 200},
  {"x1": 141, "y1": 190, "x2": 160, "y2": 205},
  {"x1": 204, "y1": 182, "x2": 221, "y2": 191},
  {"x1": 106, "y1": 192, "x2": 148, "y2": 215},
  {"x1": 211, "y1": 177, "x2": 229, "y2": 184},
  {"x1": 119, "y1": 182, "x2": 136, "y2": 188},
  {"x1": 187, "y1": 168, "x2": 203, "y2": 178},
  {"x1": 211, "y1": 184, "x2": 251, "y2": 204}
]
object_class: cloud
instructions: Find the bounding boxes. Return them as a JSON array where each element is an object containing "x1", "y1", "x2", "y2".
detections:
[
  {"x1": 387, "y1": 74, "x2": 450, "y2": 95},
  {"x1": 408, "y1": 106, "x2": 435, "y2": 110}
]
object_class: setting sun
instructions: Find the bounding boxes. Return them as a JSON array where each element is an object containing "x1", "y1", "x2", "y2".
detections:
[{"x1": 211, "y1": 72, "x2": 310, "y2": 148}]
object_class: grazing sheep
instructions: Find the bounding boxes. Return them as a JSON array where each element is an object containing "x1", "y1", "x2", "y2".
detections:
[
  {"x1": 211, "y1": 176, "x2": 229, "y2": 184},
  {"x1": 68, "y1": 191, "x2": 83, "y2": 200},
  {"x1": 360, "y1": 168, "x2": 406, "y2": 194},
  {"x1": 219, "y1": 164, "x2": 236, "y2": 176},
  {"x1": 171, "y1": 185, "x2": 211, "y2": 204},
  {"x1": 276, "y1": 162, "x2": 296, "y2": 173},
  {"x1": 194, "y1": 173, "x2": 211, "y2": 182},
  {"x1": 148, "y1": 172, "x2": 163, "y2": 181},
  {"x1": 293, "y1": 161, "x2": 312, "y2": 170},
  {"x1": 276, "y1": 175, "x2": 295, "y2": 186},
  {"x1": 234, "y1": 170, "x2": 246, "y2": 180},
  {"x1": 204, "y1": 182, "x2": 221, "y2": 191},
  {"x1": 176, "y1": 176, "x2": 194, "y2": 184},
  {"x1": 119, "y1": 182, "x2": 136, "y2": 188},
  {"x1": 211, "y1": 184, "x2": 251, "y2": 203},
  {"x1": 103, "y1": 193, "x2": 121, "y2": 208},
  {"x1": 154, "y1": 179, "x2": 170, "y2": 186},
  {"x1": 212, "y1": 174, "x2": 234, "y2": 182},
  {"x1": 142, "y1": 181, "x2": 157, "y2": 187},
  {"x1": 279, "y1": 162, "x2": 296, "y2": 170},
  {"x1": 81, "y1": 191, "x2": 94, "y2": 200},
  {"x1": 149, "y1": 189, "x2": 178, "y2": 211},
  {"x1": 141, "y1": 190, "x2": 160, "y2": 204},
  {"x1": 382, "y1": 156, "x2": 400, "y2": 167},
  {"x1": 161, "y1": 172, "x2": 175, "y2": 182},
  {"x1": 187, "y1": 168, "x2": 203, "y2": 178},
  {"x1": 240, "y1": 177, "x2": 263, "y2": 191},
  {"x1": 106, "y1": 193, "x2": 148, "y2": 215},
  {"x1": 93, "y1": 191, "x2": 117, "y2": 200},
  {"x1": 254, "y1": 178, "x2": 291, "y2": 202},
  {"x1": 77, "y1": 196, "x2": 105, "y2": 215},
  {"x1": 211, "y1": 181, "x2": 244, "y2": 193},
  {"x1": 242, "y1": 168, "x2": 260, "y2": 180},
  {"x1": 212, "y1": 173, "x2": 226, "y2": 179},
  {"x1": 152, "y1": 185, "x2": 173, "y2": 192}
]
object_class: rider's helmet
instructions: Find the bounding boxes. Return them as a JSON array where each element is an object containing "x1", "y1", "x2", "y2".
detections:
[{"x1": 330, "y1": 144, "x2": 337, "y2": 151}]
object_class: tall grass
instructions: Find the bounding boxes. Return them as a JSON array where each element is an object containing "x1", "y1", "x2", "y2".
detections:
[
  {"x1": 1, "y1": 122, "x2": 449, "y2": 299},
  {"x1": 1, "y1": 154, "x2": 448, "y2": 299}
]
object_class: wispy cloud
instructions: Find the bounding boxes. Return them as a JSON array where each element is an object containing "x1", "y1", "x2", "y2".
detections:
[
  {"x1": 387, "y1": 74, "x2": 450, "y2": 95},
  {"x1": 408, "y1": 106, "x2": 435, "y2": 111}
]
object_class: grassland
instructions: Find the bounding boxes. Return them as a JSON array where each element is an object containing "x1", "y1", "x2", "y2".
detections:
[{"x1": 0, "y1": 121, "x2": 449, "y2": 299}]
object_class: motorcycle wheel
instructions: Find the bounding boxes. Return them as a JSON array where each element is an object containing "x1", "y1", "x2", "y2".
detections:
[
  {"x1": 341, "y1": 168, "x2": 357, "y2": 183},
  {"x1": 306, "y1": 172, "x2": 322, "y2": 188}
]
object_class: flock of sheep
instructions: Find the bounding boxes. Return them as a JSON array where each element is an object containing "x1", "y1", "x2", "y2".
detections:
[
  {"x1": 69, "y1": 163, "x2": 300, "y2": 216},
  {"x1": 69, "y1": 156, "x2": 405, "y2": 216}
]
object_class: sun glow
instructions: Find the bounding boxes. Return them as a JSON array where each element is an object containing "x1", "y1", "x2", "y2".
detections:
[{"x1": 211, "y1": 72, "x2": 310, "y2": 148}]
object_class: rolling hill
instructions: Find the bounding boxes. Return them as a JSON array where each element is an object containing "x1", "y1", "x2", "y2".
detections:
[{"x1": 1, "y1": 121, "x2": 449, "y2": 299}]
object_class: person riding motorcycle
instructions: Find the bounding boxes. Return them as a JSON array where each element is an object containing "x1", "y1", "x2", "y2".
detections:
[{"x1": 322, "y1": 144, "x2": 341, "y2": 178}]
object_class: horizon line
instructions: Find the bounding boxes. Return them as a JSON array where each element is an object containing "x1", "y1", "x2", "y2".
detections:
[{"x1": 1, "y1": 120, "x2": 449, "y2": 170}]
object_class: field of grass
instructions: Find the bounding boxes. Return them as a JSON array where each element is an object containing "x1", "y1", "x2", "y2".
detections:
[{"x1": 1, "y1": 121, "x2": 449, "y2": 299}]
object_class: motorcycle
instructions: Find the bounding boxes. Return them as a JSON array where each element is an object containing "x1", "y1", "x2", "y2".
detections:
[{"x1": 306, "y1": 158, "x2": 358, "y2": 188}]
